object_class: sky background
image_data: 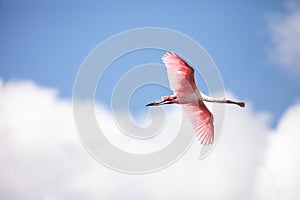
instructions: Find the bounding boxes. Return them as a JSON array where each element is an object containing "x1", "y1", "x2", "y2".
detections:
[
  {"x1": 1, "y1": 0, "x2": 300, "y2": 199},
  {"x1": 1, "y1": 0, "x2": 299, "y2": 125}
]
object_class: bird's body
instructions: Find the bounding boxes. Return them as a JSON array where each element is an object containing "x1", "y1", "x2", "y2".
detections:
[{"x1": 146, "y1": 51, "x2": 245, "y2": 145}]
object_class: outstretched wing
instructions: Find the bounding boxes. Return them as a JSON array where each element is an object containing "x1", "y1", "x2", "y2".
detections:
[
  {"x1": 162, "y1": 51, "x2": 214, "y2": 145},
  {"x1": 162, "y1": 51, "x2": 197, "y2": 96},
  {"x1": 183, "y1": 101, "x2": 214, "y2": 145}
]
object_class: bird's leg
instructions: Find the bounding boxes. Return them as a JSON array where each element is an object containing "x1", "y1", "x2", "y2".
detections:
[
  {"x1": 146, "y1": 100, "x2": 173, "y2": 107},
  {"x1": 146, "y1": 101, "x2": 163, "y2": 107},
  {"x1": 146, "y1": 96, "x2": 177, "y2": 107}
]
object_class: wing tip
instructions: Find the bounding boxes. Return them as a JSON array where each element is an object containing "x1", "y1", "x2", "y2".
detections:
[
  {"x1": 162, "y1": 50, "x2": 177, "y2": 60},
  {"x1": 200, "y1": 137, "x2": 214, "y2": 145}
]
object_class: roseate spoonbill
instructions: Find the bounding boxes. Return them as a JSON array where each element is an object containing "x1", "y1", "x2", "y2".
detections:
[{"x1": 146, "y1": 51, "x2": 245, "y2": 145}]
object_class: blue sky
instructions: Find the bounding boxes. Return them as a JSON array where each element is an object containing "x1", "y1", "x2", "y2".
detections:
[{"x1": 0, "y1": 0, "x2": 299, "y2": 126}]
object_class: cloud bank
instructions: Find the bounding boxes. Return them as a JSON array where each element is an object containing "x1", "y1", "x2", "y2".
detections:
[{"x1": 0, "y1": 79, "x2": 300, "y2": 200}]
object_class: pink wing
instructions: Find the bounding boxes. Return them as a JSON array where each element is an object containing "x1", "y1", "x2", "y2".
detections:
[
  {"x1": 183, "y1": 101, "x2": 214, "y2": 145},
  {"x1": 162, "y1": 51, "x2": 214, "y2": 145},
  {"x1": 162, "y1": 51, "x2": 197, "y2": 96}
]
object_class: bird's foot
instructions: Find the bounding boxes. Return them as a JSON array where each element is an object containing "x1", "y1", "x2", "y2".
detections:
[{"x1": 146, "y1": 102, "x2": 160, "y2": 107}]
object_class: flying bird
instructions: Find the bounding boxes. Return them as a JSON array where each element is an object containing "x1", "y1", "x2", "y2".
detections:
[{"x1": 146, "y1": 51, "x2": 245, "y2": 145}]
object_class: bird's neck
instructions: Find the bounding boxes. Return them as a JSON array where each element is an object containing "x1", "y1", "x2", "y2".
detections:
[
  {"x1": 202, "y1": 95, "x2": 227, "y2": 103},
  {"x1": 201, "y1": 94, "x2": 245, "y2": 107}
]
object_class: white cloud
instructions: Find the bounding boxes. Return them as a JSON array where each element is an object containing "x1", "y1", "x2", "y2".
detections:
[
  {"x1": 268, "y1": 2, "x2": 300, "y2": 77},
  {"x1": 0, "y1": 79, "x2": 300, "y2": 199},
  {"x1": 254, "y1": 100, "x2": 300, "y2": 200}
]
